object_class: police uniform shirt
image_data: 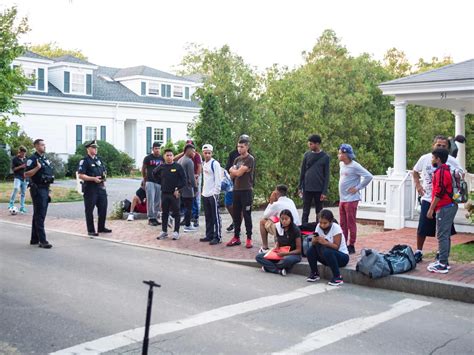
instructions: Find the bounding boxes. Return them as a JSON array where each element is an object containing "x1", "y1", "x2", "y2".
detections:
[
  {"x1": 25, "y1": 152, "x2": 54, "y2": 186},
  {"x1": 78, "y1": 155, "x2": 107, "y2": 184}
]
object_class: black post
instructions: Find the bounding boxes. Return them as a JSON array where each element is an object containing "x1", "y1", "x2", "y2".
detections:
[{"x1": 142, "y1": 280, "x2": 161, "y2": 355}]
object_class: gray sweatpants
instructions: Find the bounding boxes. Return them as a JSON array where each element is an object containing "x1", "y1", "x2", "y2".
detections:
[
  {"x1": 146, "y1": 181, "x2": 161, "y2": 220},
  {"x1": 436, "y1": 204, "x2": 458, "y2": 265}
]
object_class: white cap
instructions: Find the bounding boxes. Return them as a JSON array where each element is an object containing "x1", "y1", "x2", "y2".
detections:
[{"x1": 202, "y1": 144, "x2": 213, "y2": 152}]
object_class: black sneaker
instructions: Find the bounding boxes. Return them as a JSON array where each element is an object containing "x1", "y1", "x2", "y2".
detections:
[
  {"x1": 306, "y1": 272, "x2": 321, "y2": 282},
  {"x1": 209, "y1": 238, "x2": 221, "y2": 245},
  {"x1": 347, "y1": 245, "x2": 356, "y2": 254},
  {"x1": 148, "y1": 219, "x2": 159, "y2": 226},
  {"x1": 30, "y1": 240, "x2": 39, "y2": 245},
  {"x1": 414, "y1": 251, "x2": 423, "y2": 263},
  {"x1": 88, "y1": 232, "x2": 99, "y2": 237},
  {"x1": 200, "y1": 237, "x2": 213, "y2": 242},
  {"x1": 38, "y1": 242, "x2": 53, "y2": 249},
  {"x1": 328, "y1": 276, "x2": 344, "y2": 286},
  {"x1": 193, "y1": 220, "x2": 199, "y2": 228},
  {"x1": 99, "y1": 228, "x2": 112, "y2": 233},
  {"x1": 226, "y1": 223, "x2": 234, "y2": 233}
]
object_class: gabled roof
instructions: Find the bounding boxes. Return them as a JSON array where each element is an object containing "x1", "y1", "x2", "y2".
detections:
[
  {"x1": 20, "y1": 50, "x2": 53, "y2": 62},
  {"x1": 380, "y1": 59, "x2": 474, "y2": 86},
  {"x1": 114, "y1": 65, "x2": 195, "y2": 82},
  {"x1": 23, "y1": 65, "x2": 199, "y2": 109},
  {"x1": 53, "y1": 55, "x2": 96, "y2": 66}
]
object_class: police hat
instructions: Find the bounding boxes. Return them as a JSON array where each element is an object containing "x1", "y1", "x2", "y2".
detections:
[{"x1": 85, "y1": 140, "x2": 99, "y2": 148}]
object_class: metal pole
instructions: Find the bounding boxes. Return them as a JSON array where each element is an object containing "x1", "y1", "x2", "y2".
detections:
[{"x1": 142, "y1": 280, "x2": 161, "y2": 355}]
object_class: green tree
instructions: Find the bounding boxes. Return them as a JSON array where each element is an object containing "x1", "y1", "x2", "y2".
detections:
[
  {"x1": 0, "y1": 6, "x2": 30, "y2": 145},
  {"x1": 29, "y1": 42, "x2": 88, "y2": 60}
]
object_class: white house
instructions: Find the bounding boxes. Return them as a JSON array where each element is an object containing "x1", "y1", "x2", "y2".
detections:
[{"x1": 11, "y1": 50, "x2": 201, "y2": 166}]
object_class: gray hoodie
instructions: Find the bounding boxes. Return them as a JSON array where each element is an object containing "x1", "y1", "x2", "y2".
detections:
[{"x1": 178, "y1": 155, "x2": 196, "y2": 198}]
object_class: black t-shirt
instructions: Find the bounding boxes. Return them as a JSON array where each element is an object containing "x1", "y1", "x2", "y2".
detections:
[
  {"x1": 12, "y1": 156, "x2": 26, "y2": 180},
  {"x1": 277, "y1": 224, "x2": 302, "y2": 253},
  {"x1": 143, "y1": 154, "x2": 164, "y2": 183},
  {"x1": 77, "y1": 155, "x2": 107, "y2": 186},
  {"x1": 226, "y1": 150, "x2": 240, "y2": 172},
  {"x1": 152, "y1": 162, "x2": 186, "y2": 193},
  {"x1": 136, "y1": 187, "x2": 146, "y2": 202}
]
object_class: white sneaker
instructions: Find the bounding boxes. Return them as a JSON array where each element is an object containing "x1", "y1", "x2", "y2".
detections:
[
  {"x1": 183, "y1": 226, "x2": 197, "y2": 233},
  {"x1": 157, "y1": 232, "x2": 168, "y2": 240},
  {"x1": 172, "y1": 232, "x2": 180, "y2": 240},
  {"x1": 258, "y1": 246, "x2": 269, "y2": 254},
  {"x1": 127, "y1": 213, "x2": 134, "y2": 221}
]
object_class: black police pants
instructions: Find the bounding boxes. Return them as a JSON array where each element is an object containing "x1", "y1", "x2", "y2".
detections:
[
  {"x1": 83, "y1": 185, "x2": 108, "y2": 233},
  {"x1": 30, "y1": 186, "x2": 49, "y2": 244},
  {"x1": 162, "y1": 193, "x2": 180, "y2": 233},
  {"x1": 232, "y1": 190, "x2": 253, "y2": 238}
]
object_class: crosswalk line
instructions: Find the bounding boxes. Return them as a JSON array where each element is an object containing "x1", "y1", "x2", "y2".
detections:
[
  {"x1": 273, "y1": 298, "x2": 431, "y2": 354},
  {"x1": 51, "y1": 284, "x2": 337, "y2": 354}
]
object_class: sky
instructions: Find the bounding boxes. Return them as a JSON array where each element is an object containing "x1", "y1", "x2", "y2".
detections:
[{"x1": 3, "y1": 0, "x2": 474, "y2": 74}]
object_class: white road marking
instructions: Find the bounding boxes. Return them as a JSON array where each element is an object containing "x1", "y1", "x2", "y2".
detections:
[
  {"x1": 51, "y1": 284, "x2": 336, "y2": 354},
  {"x1": 274, "y1": 298, "x2": 431, "y2": 354}
]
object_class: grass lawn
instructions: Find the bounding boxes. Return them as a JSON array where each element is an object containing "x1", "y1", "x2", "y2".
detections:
[
  {"x1": 0, "y1": 182, "x2": 83, "y2": 204},
  {"x1": 426, "y1": 241, "x2": 474, "y2": 264}
]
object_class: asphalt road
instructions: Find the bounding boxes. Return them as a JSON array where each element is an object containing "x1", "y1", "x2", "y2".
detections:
[{"x1": 1, "y1": 222, "x2": 473, "y2": 355}]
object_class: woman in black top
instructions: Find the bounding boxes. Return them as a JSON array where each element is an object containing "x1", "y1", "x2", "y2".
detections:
[{"x1": 256, "y1": 209, "x2": 302, "y2": 276}]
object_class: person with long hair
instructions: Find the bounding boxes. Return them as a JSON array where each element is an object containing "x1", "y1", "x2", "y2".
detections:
[
  {"x1": 306, "y1": 209, "x2": 349, "y2": 286},
  {"x1": 256, "y1": 209, "x2": 302, "y2": 276}
]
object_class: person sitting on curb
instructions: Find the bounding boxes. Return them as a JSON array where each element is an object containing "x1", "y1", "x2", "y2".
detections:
[
  {"x1": 259, "y1": 184, "x2": 300, "y2": 253},
  {"x1": 127, "y1": 183, "x2": 148, "y2": 221},
  {"x1": 256, "y1": 209, "x2": 302, "y2": 276},
  {"x1": 306, "y1": 209, "x2": 349, "y2": 286}
]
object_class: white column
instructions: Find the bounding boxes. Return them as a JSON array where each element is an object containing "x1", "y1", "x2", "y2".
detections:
[
  {"x1": 114, "y1": 118, "x2": 125, "y2": 152},
  {"x1": 135, "y1": 119, "x2": 146, "y2": 168},
  {"x1": 391, "y1": 101, "x2": 408, "y2": 176},
  {"x1": 453, "y1": 109, "x2": 466, "y2": 170}
]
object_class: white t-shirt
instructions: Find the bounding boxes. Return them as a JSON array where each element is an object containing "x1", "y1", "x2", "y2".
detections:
[
  {"x1": 263, "y1": 196, "x2": 301, "y2": 226},
  {"x1": 315, "y1": 223, "x2": 348, "y2": 255},
  {"x1": 413, "y1": 153, "x2": 463, "y2": 202}
]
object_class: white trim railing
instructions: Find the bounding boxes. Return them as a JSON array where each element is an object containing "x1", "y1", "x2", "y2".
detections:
[{"x1": 360, "y1": 175, "x2": 388, "y2": 208}]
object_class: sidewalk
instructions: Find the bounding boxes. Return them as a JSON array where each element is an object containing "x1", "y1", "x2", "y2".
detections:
[{"x1": 1, "y1": 207, "x2": 473, "y2": 303}]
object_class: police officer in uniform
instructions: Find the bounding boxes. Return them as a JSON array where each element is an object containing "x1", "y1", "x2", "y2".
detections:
[
  {"x1": 25, "y1": 139, "x2": 54, "y2": 249},
  {"x1": 78, "y1": 140, "x2": 112, "y2": 237}
]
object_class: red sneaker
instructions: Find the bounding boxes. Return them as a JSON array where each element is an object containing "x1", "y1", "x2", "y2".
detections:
[
  {"x1": 245, "y1": 238, "x2": 253, "y2": 249},
  {"x1": 226, "y1": 236, "x2": 241, "y2": 247}
]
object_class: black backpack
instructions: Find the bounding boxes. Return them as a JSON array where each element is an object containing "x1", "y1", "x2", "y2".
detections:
[{"x1": 120, "y1": 199, "x2": 132, "y2": 213}]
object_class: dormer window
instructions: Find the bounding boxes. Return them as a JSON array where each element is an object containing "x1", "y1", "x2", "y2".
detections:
[
  {"x1": 173, "y1": 86, "x2": 183, "y2": 98},
  {"x1": 24, "y1": 67, "x2": 37, "y2": 89},
  {"x1": 64, "y1": 71, "x2": 93, "y2": 95},
  {"x1": 148, "y1": 81, "x2": 160, "y2": 96},
  {"x1": 71, "y1": 73, "x2": 85, "y2": 94},
  {"x1": 161, "y1": 84, "x2": 171, "y2": 98}
]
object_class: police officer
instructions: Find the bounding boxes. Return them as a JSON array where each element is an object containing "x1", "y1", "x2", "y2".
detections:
[
  {"x1": 78, "y1": 140, "x2": 112, "y2": 237},
  {"x1": 25, "y1": 139, "x2": 54, "y2": 249}
]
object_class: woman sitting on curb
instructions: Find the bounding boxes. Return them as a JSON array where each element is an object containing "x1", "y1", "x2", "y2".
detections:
[
  {"x1": 256, "y1": 209, "x2": 302, "y2": 276},
  {"x1": 306, "y1": 209, "x2": 349, "y2": 286}
]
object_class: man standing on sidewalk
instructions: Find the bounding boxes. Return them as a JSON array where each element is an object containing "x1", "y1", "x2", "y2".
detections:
[
  {"x1": 413, "y1": 135, "x2": 463, "y2": 263},
  {"x1": 299, "y1": 134, "x2": 330, "y2": 224},
  {"x1": 25, "y1": 139, "x2": 54, "y2": 249},
  {"x1": 153, "y1": 149, "x2": 186, "y2": 240},
  {"x1": 8, "y1": 146, "x2": 28, "y2": 214},
  {"x1": 199, "y1": 144, "x2": 223, "y2": 245},
  {"x1": 227, "y1": 138, "x2": 255, "y2": 248},
  {"x1": 178, "y1": 144, "x2": 197, "y2": 233},
  {"x1": 142, "y1": 142, "x2": 164, "y2": 226}
]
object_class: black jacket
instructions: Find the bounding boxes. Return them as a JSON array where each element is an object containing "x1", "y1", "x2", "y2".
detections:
[{"x1": 152, "y1": 163, "x2": 186, "y2": 193}]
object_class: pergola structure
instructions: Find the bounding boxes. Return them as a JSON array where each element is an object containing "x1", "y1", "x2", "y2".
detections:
[{"x1": 375, "y1": 59, "x2": 473, "y2": 229}]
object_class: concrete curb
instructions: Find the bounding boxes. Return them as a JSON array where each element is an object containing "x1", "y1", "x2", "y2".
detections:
[{"x1": 2, "y1": 219, "x2": 473, "y2": 304}]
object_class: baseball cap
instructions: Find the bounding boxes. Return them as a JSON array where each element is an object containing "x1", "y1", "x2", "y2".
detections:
[
  {"x1": 202, "y1": 144, "x2": 213, "y2": 152},
  {"x1": 339, "y1": 143, "x2": 356, "y2": 159}
]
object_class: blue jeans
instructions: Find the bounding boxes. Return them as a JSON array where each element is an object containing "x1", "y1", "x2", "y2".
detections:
[
  {"x1": 9, "y1": 178, "x2": 28, "y2": 209},
  {"x1": 256, "y1": 252, "x2": 301, "y2": 274},
  {"x1": 192, "y1": 175, "x2": 202, "y2": 220},
  {"x1": 307, "y1": 244, "x2": 349, "y2": 278}
]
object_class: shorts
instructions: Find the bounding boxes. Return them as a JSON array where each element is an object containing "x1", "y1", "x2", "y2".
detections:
[
  {"x1": 224, "y1": 191, "x2": 233, "y2": 206},
  {"x1": 417, "y1": 200, "x2": 456, "y2": 237},
  {"x1": 134, "y1": 202, "x2": 147, "y2": 214}
]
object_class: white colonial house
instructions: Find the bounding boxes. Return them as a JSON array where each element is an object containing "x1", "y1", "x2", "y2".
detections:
[{"x1": 10, "y1": 50, "x2": 201, "y2": 166}]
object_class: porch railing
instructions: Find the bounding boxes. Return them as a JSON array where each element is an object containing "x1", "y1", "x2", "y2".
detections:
[{"x1": 359, "y1": 175, "x2": 388, "y2": 208}]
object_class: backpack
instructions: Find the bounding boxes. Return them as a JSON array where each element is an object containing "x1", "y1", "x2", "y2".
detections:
[
  {"x1": 356, "y1": 248, "x2": 391, "y2": 279},
  {"x1": 211, "y1": 160, "x2": 233, "y2": 192},
  {"x1": 383, "y1": 244, "x2": 416, "y2": 275},
  {"x1": 120, "y1": 199, "x2": 132, "y2": 213},
  {"x1": 449, "y1": 168, "x2": 468, "y2": 203}
]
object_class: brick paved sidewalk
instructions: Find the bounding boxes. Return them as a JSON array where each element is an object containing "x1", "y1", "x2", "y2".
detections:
[{"x1": 1, "y1": 207, "x2": 473, "y2": 285}]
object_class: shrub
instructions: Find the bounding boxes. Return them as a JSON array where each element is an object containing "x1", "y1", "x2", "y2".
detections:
[
  {"x1": 74, "y1": 140, "x2": 134, "y2": 177},
  {"x1": 9, "y1": 132, "x2": 34, "y2": 156},
  {"x1": 46, "y1": 152, "x2": 67, "y2": 179},
  {"x1": 0, "y1": 149, "x2": 10, "y2": 180},
  {"x1": 66, "y1": 154, "x2": 83, "y2": 177}
]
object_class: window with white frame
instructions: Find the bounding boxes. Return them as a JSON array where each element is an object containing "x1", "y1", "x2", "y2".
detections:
[
  {"x1": 84, "y1": 126, "x2": 97, "y2": 142},
  {"x1": 173, "y1": 85, "x2": 183, "y2": 98},
  {"x1": 23, "y1": 67, "x2": 37, "y2": 89},
  {"x1": 153, "y1": 128, "x2": 164, "y2": 144},
  {"x1": 148, "y1": 81, "x2": 160, "y2": 96},
  {"x1": 71, "y1": 73, "x2": 85, "y2": 94}
]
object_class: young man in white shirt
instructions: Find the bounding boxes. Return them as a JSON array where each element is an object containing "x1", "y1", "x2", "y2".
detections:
[
  {"x1": 259, "y1": 184, "x2": 301, "y2": 253},
  {"x1": 413, "y1": 135, "x2": 463, "y2": 263},
  {"x1": 199, "y1": 144, "x2": 223, "y2": 245}
]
